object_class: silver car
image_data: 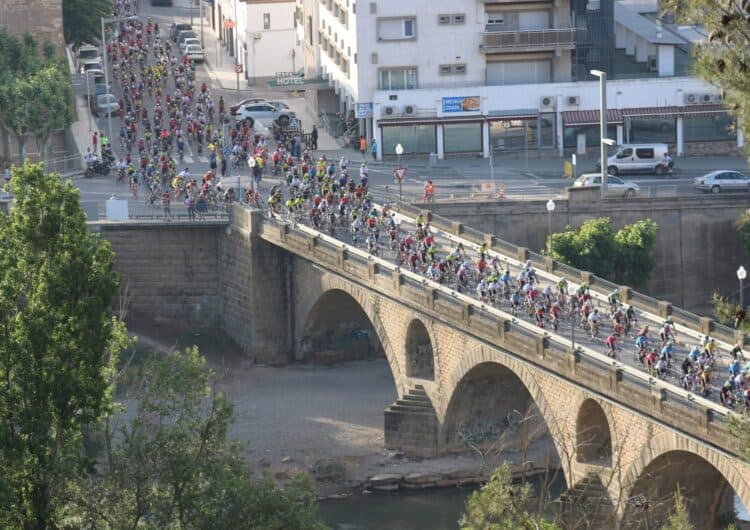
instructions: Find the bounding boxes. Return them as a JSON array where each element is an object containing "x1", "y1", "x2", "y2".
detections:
[
  {"x1": 572, "y1": 173, "x2": 640, "y2": 198},
  {"x1": 694, "y1": 171, "x2": 750, "y2": 193},
  {"x1": 235, "y1": 102, "x2": 295, "y2": 126}
]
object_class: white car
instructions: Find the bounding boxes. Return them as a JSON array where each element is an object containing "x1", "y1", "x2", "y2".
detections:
[
  {"x1": 234, "y1": 102, "x2": 295, "y2": 126},
  {"x1": 694, "y1": 171, "x2": 750, "y2": 193},
  {"x1": 182, "y1": 38, "x2": 201, "y2": 51},
  {"x1": 572, "y1": 173, "x2": 640, "y2": 198},
  {"x1": 251, "y1": 118, "x2": 271, "y2": 138},
  {"x1": 183, "y1": 44, "x2": 205, "y2": 63},
  {"x1": 76, "y1": 44, "x2": 100, "y2": 68}
]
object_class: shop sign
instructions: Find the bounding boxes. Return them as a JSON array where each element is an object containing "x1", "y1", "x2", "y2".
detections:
[
  {"x1": 355, "y1": 103, "x2": 373, "y2": 119},
  {"x1": 442, "y1": 96, "x2": 481, "y2": 113},
  {"x1": 275, "y1": 71, "x2": 305, "y2": 86}
]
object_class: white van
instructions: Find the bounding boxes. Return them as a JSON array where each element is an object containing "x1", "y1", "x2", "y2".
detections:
[{"x1": 600, "y1": 143, "x2": 670, "y2": 175}]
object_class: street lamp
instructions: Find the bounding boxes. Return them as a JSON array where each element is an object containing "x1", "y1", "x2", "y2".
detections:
[
  {"x1": 395, "y1": 143, "x2": 404, "y2": 204},
  {"x1": 590, "y1": 69, "x2": 608, "y2": 199},
  {"x1": 248, "y1": 156, "x2": 256, "y2": 192},
  {"x1": 739, "y1": 266, "x2": 747, "y2": 309},
  {"x1": 100, "y1": 16, "x2": 126, "y2": 150},
  {"x1": 546, "y1": 199, "x2": 555, "y2": 254}
]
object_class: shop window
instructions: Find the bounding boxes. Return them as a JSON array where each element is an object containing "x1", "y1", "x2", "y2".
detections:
[
  {"x1": 628, "y1": 117, "x2": 675, "y2": 143},
  {"x1": 682, "y1": 114, "x2": 736, "y2": 142},
  {"x1": 382, "y1": 125, "x2": 436, "y2": 155},
  {"x1": 563, "y1": 124, "x2": 618, "y2": 149},
  {"x1": 444, "y1": 122, "x2": 482, "y2": 153}
]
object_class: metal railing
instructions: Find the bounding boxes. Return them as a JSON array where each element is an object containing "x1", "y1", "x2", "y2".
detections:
[{"x1": 481, "y1": 28, "x2": 576, "y2": 52}]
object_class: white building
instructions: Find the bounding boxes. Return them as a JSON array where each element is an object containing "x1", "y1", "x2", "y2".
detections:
[
  {"x1": 210, "y1": 0, "x2": 302, "y2": 83},
  {"x1": 294, "y1": 0, "x2": 741, "y2": 159}
]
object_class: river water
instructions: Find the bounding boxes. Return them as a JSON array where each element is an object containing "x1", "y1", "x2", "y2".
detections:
[{"x1": 318, "y1": 474, "x2": 566, "y2": 530}]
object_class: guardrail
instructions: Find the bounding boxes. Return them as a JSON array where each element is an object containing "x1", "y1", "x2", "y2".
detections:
[
  {"x1": 392, "y1": 201, "x2": 744, "y2": 351},
  {"x1": 256, "y1": 209, "x2": 739, "y2": 457},
  {"x1": 481, "y1": 28, "x2": 576, "y2": 52}
]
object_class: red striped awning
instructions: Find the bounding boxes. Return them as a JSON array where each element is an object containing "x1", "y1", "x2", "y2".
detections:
[{"x1": 621, "y1": 104, "x2": 728, "y2": 118}]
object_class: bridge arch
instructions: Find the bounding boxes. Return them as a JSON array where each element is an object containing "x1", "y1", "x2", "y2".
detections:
[
  {"x1": 576, "y1": 399, "x2": 612, "y2": 467},
  {"x1": 301, "y1": 287, "x2": 405, "y2": 395},
  {"x1": 440, "y1": 346, "x2": 571, "y2": 488},
  {"x1": 620, "y1": 432, "x2": 750, "y2": 529},
  {"x1": 404, "y1": 319, "x2": 436, "y2": 380}
]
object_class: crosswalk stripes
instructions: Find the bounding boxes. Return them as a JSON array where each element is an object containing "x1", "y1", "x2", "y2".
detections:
[{"x1": 183, "y1": 155, "x2": 194, "y2": 164}]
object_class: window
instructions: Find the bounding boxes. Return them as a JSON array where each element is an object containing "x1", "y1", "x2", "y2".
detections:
[
  {"x1": 438, "y1": 14, "x2": 451, "y2": 25},
  {"x1": 439, "y1": 64, "x2": 467, "y2": 75},
  {"x1": 263, "y1": 13, "x2": 271, "y2": 30},
  {"x1": 635, "y1": 148, "x2": 654, "y2": 159},
  {"x1": 683, "y1": 114, "x2": 736, "y2": 142},
  {"x1": 452, "y1": 14, "x2": 465, "y2": 24},
  {"x1": 452, "y1": 64, "x2": 466, "y2": 74},
  {"x1": 378, "y1": 67, "x2": 417, "y2": 90},
  {"x1": 616, "y1": 148, "x2": 633, "y2": 159},
  {"x1": 439, "y1": 65, "x2": 452, "y2": 75},
  {"x1": 377, "y1": 18, "x2": 416, "y2": 40}
]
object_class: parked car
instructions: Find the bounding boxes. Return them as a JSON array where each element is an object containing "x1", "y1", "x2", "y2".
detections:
[
  {"x1": 596, "y1": 143, "x2": 670, "y2": 175},
  {"x1": 230, "y1": 98, "x2": 267, "y2": 115},
  {"x1": 572, "y1": 173, "x2": 640, "y2": 198},
  {"x1": 80, "y1": 59, "x2": 103, "y2": 74},
  {"x1": 183, "y1": 44, "x2": 205, "y2": 63},
  {"x1": 75, "y1": 44, "x2": 100, "y2": 69},
  {"x1": 92, "y1": 93, "x2": 119, "y2": 117},
  {"x1": 85, "y1": 70, "x2": 107, "y2": 98},
  {"x1": 694, "y1": 171, "x2": 750, "y2": 193},
  {"x1": 151, "y1": 0, "x2": 173, "y2": 6},
  {"x1": 251, "y1": 118, "x2": 271, "y2": 138},
  {"x1": 265, "y1": 101, "x2": 292, "y2": 111},
  {"x1": 234, "y1": 102, "x2": 295, "y2": 126},
  {"x1": 178, "y1": 31, "x2": 199, "y2": 48},
  {"x1": 170, "y1": 23, "x2": 192, "y2": 41},
  {"x1": 181, "y1": 38, "x2": 201, "y2": 51}
]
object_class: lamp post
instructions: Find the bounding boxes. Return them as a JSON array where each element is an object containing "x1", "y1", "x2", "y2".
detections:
[
  {"x1": 100, "y1": 17, "x2": 117, "y2": 150},
  {"x1": 739, "y1": 266, "x2": 747, "y2": 310},
  {"x1": 590, "y1": 69, "x2": 608, "y2": 199},
  {"x1": 546, "y1": 199, "x2": 555, "y2": 255},
  {"x1": 395, "y1": 143, "x2": 404, "y2": 204}
]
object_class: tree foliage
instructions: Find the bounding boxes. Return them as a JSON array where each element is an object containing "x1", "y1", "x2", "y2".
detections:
[
  {"x1": 736, "y1": 210, "x2": 750, "y2": 259},
  {"x1": 460, "y1": 463, "x2": 561, "y2": 530},
  {"x1": 664, "y1": 0, "x2": 750, "y2": 151},
  {"x1": 0, "y1": 31, "x2": 73, "y2": 163},
  {"x1": 0, "y1": 163, "x2": 121, "y2": 528},
  {"x1": 60, "y1": 347, "x2": 325, "y2": 530},
  {"x1": 546, "y1": 218, "x2": 659, "y2": 287},
  {"x1": 62, "y1": 0, "x2": 112, "y2": 48},
  {"x1": 661, "y1": 490, "x2": 694, "y2": 530}
]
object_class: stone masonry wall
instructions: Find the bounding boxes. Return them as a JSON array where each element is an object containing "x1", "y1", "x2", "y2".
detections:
[
  {"x1": 0, "y1": 0, "x2": 65, "y2": 55},
  {"x1": 94, "y1": 222, "x2": 223, "y2": 331}
]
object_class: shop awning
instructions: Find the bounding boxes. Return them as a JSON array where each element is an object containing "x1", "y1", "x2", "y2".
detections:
[
  {"x1": 487, "y1": 109, "x2": 538, "y2": 121},
  {"x1": 621, "y1": 104, "x2": 728, "y2": 118},
  {"x1": 563, "y1": 109, "x2": 623, "y2": 126}
]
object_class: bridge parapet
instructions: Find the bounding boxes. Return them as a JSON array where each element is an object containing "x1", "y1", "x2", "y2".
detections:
[{"x1": 250, "y1": 210, "x2": 738, "y2": 458}]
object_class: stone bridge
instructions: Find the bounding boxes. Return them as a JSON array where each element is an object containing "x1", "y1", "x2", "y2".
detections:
[{"x1": 92, "y1": 207, "x2": 750, "y2": 529}]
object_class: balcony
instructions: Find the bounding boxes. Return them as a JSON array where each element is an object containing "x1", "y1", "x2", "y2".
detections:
[{"x1": 481, "y1": 27, "x2": 576, "y2": 53}]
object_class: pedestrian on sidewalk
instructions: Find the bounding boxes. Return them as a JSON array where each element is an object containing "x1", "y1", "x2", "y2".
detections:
[
  {"x1": 370, "y1": 139, "x2": 378, "y2": 161},
  {"x1": 311, "y1": 125, "x2": 318, "y2": 150},
  {"x1": 359, "y1": 136, "x2": 366, "y2": 159},
  {"x1": 92, "y1": 131, "x2": 98, "y2": 155}
]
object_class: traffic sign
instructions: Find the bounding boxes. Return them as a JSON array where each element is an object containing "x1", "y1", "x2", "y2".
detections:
[
  {"x1": 289, "y1": 117, "x2": 300, "y2": 129},
  {"x1": 393, "y1": 167, "x2": 407, "y2": 182},
  {"x1": 234, "y1": 64, "x2": 243, "y2": 74},
  {"x1": 223, "y1": 146, "x2": 231, "y2": 157}
]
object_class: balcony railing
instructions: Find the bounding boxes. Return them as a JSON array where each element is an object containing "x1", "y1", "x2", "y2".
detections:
[{"x1": 481, "y1": 27, "x2": 576, "y2": 53}]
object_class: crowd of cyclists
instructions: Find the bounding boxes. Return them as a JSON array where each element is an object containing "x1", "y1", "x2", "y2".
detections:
[{"x1": 103, "y1": 0, "x2": 749, "y2": 413}]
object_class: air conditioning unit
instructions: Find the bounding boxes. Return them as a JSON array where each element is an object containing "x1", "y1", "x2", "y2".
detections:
[
  {"x1": 383, "y1": 106, "x2": 396, "y2": 117},
  {"x1": 539, "y1": 96, "x2": 555, "y2": 110},
  {"x1": 683, "y1": 93, "x2": 698, "y2": 105},
  {"x1": 700, "y1": 93, "x2": 713, "y2": 104},
  {"x1": 403, "y1": 105, "x2": 415, "y2": 115},
  {"x1": 711, "y1": 94, "x2": 723, "y2": 103},
  {"x1": 648, "y1": 56, "x2": 658, "y2": 72},
  {"x1": 567, "y1": 95, "x2": 580, "y2": 106}
]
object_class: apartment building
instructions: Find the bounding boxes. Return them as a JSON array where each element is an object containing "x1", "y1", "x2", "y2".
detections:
[
  {"x1": 211, "y1": 0, "x2": 301, "y2": 83},
  {"x1": 296, "y1": 0, "x2": 739, "y2": 159}
]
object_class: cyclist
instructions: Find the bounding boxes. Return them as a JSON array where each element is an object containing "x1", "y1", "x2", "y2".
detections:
[
  {"x1": 605, "y1": 333, "x2": 618, "y2": 358},
  {"x1": 587, "y1": 308, "x2": 602, "y2": 339}
]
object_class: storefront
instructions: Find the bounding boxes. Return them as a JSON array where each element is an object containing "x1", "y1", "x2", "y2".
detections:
[
  {"x1": 488, "y1": 112, "x2": 556, "y2": 153},
  {"x1": 378, "y1": 118, "x2": 484, "y2": 158}
]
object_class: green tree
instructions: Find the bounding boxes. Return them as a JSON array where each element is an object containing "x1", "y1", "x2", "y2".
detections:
[
  {"x1": 0, "y1": 163, "x2": 121, "y2": 528},
  {"x1": 0, "y1": 31, "x2": 72, "y2": 164},
  {"x1": 661, "y1": 490, "x2": 694, "y2": 530},
  {"x1": 62, "y1": 0, "x2": 112, "y2": 48},
  {"x1": 61, "y1": 347, "x2": 325, "y2": 529},
  {"x1": 663, "y1": 0, "x2": 750, "y2": 150},
  {"x1": 546, "y1": 217, "x2": 658, "y2": 287},
  {"x1": 613, "y1": 219, "x2": 659, "y2": 287},
  {"x1": 460, "y1": 463, "x2": 561, "y2": 530}
]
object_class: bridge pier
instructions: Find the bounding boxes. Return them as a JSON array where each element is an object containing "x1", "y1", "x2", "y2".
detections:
[{"x1": 220, "y1": 208, "x2": 295, "y2": 364}]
